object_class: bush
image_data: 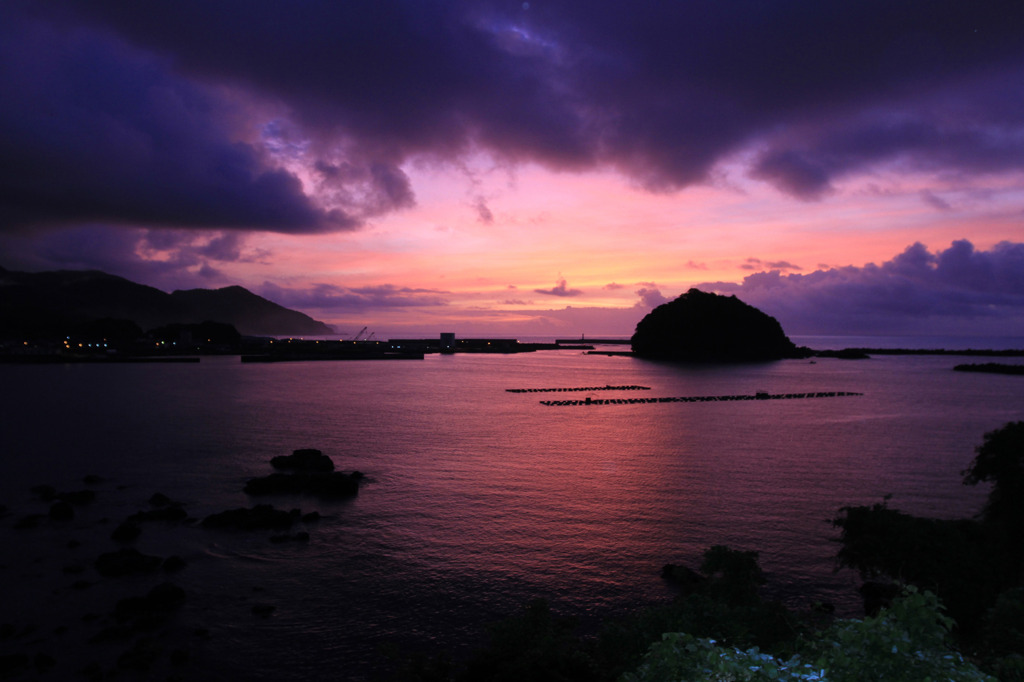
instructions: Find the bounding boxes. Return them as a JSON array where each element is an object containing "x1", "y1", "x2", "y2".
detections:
[{"x1": 623, "y1": 588, "x2": 995, "y2": 682}]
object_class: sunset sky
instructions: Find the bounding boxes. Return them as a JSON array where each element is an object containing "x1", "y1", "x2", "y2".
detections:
[{"x1": 2, "y1": 1, "x2": 1023, "y2": 339}]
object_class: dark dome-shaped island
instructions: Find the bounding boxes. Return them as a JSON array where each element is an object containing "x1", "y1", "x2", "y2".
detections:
[{"x1": 631, "y1": 288, "x2": 807, "y2": 362}]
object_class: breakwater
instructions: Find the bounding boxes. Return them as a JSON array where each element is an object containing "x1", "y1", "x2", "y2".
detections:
[
  {"x1": 506, "y1": 384, "x2": 650, "y2": 393},
  {"x1": 539, "y1": 390, "x2": 862, "y2": 406},
  {"x1": 555, "y1": 338, "x2": 631, "y2": 345}
]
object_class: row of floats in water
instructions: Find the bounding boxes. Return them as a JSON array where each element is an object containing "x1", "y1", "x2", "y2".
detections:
[
  {"x1": 506, "y1": 384, "x2": 650, "y2": 393},
  {"x1": 534, "y1": 390, "x2": 863, "y2": 407}
]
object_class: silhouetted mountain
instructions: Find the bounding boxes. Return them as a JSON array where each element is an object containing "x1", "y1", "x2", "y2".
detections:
[
  {"x1": 166, "y1": 285, "x2": 332, "y2": 336},
  {"x1": 631, "y1": 288, "x2": 806, "y2": 361},
  {"x1": 0, "y1": 266, "x2": 333, "y2": 338}
]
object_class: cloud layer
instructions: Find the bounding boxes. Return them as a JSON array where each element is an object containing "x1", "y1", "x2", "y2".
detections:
[
  {"x1": 3, "y1": 1, "x2": 1023, "y2": 233},
  {"x1": 698, "y1": 240, "x2": 1024, "y2": 337}
]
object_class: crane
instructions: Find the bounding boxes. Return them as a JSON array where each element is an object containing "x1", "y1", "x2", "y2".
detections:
[{"x1": 352, "y1": 326, "x2": 368, "y2": 341}]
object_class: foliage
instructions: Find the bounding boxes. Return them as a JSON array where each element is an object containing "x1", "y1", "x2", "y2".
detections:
[
  {"x1": 831, "y1": 422, "x2": 1024, "y2": 637},
  {"x1": 979, "y1": 587, "x2": 1024, "y2": 680},
  {"x1": 623, "y1": 588, "x2": 995, "y2": 682},
  {"x1": 622, "y1": 633, "x2": 823, "y2": 682},
  {"x1": 832, "y1": 501, "x2": 1004, "y2": 629},
  {"x1": 963, "y1": 421, "x2": 1024, "y2": 535},
  {"x1": 452, "y1": 547, "x2": 799, "y2": 682},
  {"x1": 456, "y1": 599, "x2": 599, "y2": 682}
]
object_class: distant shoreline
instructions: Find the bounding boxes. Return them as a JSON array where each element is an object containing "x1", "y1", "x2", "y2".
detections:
[
  {"x1": 953, "y1": 362, "x2": 1024, "y2": 375},
  {"x1": 3, "y1": 342, "x2": 1024, "y2": 364}
]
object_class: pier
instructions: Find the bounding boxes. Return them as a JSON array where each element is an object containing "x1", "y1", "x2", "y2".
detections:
[
  {"x1": 538, "y1": 390, "x2": 862, "y2": 406},
  {"x1": 555, "y1": 337, "x2": 631, "y2": 345}
]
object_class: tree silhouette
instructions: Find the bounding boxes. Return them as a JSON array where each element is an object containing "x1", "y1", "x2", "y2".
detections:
[{"x1": 962, "y1": 421, "x2": 1024, "y2": 532}]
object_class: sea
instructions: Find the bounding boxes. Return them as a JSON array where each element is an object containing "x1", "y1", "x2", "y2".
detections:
[{"x1": 1, "y1": 335, "x2": 1023, "y2": 680}]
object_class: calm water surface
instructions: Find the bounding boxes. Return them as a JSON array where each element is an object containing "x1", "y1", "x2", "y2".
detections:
[{"x1": 2, "y1": 348, "x2": 1023, "y2": 679}]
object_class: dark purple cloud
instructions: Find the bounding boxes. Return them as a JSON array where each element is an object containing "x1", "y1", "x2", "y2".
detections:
[
  {"x1": 534, "y1": 278, "x2": 582, "y2": 297},
  {"x1": 697, "y1": 240, "x2": 1024, "y2": 336},
  {"x1": 257, "y1": 282, "x2": 450, "y2": 312},
  {"x1": 473, "y1": 198, "x2": 495, "y2": 225},
  {"x1": 741, "y1": 258, "x2": 803, "y2": 272},
  {"x1": 920, "y1": 190, "x2": 953, "y2": 211},
  {"x1": 1, "y1": 0, "x2": 1017, "y2": 234},
  {"x1": 0, "y1": 223, "x2": 272, "y2": 291},
  {"x1": 0, "y1": 4, "x2": 355, "y2": 233},
  {"x1": 635, "y1": 286, "x2": 668, "y2": 309}
]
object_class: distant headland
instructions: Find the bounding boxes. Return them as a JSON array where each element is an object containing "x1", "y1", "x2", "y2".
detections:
[{"x1": 0, "y1": 265, "x2": 332, "y2": 338}]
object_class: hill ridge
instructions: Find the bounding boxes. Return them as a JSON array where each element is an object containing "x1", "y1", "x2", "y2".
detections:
[{"x1": 0, "y1": 266, "x2": 333, "y2": 337}]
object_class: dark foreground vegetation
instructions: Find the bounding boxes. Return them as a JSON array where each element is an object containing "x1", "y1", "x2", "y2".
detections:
[{"x1": 392, "y1": 422, "x2": 1024, "y2": 682}]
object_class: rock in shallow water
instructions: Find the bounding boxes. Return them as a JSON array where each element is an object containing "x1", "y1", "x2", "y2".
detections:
[{"x1": 270, "y1": 448, "x2": 335, "y2": 472}]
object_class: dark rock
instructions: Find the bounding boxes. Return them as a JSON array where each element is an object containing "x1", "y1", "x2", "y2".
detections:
[
  {"x1": 128, "y1": 506, "x2": 188, "y2": 523},
  {"x1": 111, "y1": 521, "x2": 141, "y2": 543},
  {"x1": 661, "y1": 563, "x2": 707, "y2": 591},
  {"x1": 58, "y1": 490, "x2": 96, "y2": 505},
  {"x1": 30, "y1": 484, "x2": 57, "y2": 501},
  {"x1": 251, "y1": 604, "x2": 276, "y2": 617},
  {"x1": 114, "y1": 596, "x2": 149, "y2": 622},
  {"x1": 14, "y1": 514, "x2": 43, "y2": 529},
  {"x1": 270, "y1": 448, "x2": 335, "y2": 472},
  {"x1": 631, "y1": 288, "x2": 805, "y2": 362},
  {"x1": 269, "y1": 531, "x2": 310, "y2": 543},
  {"x1": 244, "y1": 471, "x2": 360, "y2": 498},
  {"x1": 95, "y1": 548, "x2": 163, "y2": 577},
  {"x1": 302, "y1": 511, "x2": 322, "y2": 523},
  {"x1": 49, "y1": 500, "x2": 75, "y2": 521},
  {"x1": 148, "y1": 492, "x2": 174, "y2": 507},
  {"x1": 129, "y1": 583, "x2": 186, "y2": 617},
  {"x1": 117, "y1": 636, "x2": 161, "y2": 671},
  {"x1": 33, "y1": 653, "x2": 55, "y2": 673},
  {"x1": 89, "y1": 623, "x2": 135, "y2": 643},
  {"x1": 113, "y1": 583, "x2": 186, "y2": 632},
  {"x1": 201, "y1": 504, "x2": 301, "y2": 531},
  {"x1": 0, "y1": 654, "x2": 29, "y2": 676},
  {"x1": 83, "y1": 474, "x2": 104, "y2": 485},
  {"x1": 79, "y1": 662, "x2": 103, "y2": 682},
  {"x1": 162, "y1": 555, "x2": 187, "y2": 572}
]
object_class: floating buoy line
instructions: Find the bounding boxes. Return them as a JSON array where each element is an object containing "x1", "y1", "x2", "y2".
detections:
[
  {"x1": 505, "y1": 385, "x2": 650, "y2": 393},
  {"x1": 537, "y1": 391, "x2": 862, "y2": 406}
]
